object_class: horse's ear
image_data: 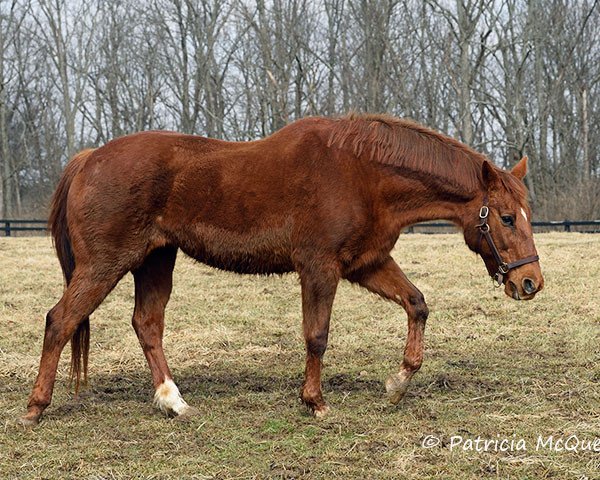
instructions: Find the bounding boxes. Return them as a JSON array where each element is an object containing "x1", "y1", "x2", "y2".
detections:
[
  {"x1": 511, "y1": 156, "x2": 528, "y2": 180},
  {"x1": 482, "y1": 160, "x2": 501, "y2": 191}
]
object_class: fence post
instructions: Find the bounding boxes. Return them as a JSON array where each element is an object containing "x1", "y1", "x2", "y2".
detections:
[
  {"x1": 564, "y1": 220, "x2": 571, "y2": 232},
  {"x1": 4, "y1": 221, "x2": 10, "y2": 237}
]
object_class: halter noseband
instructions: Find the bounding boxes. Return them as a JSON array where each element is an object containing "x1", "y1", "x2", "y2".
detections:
[{"x1": 476, "y1": 199, "x2": 539, "y2": 286}]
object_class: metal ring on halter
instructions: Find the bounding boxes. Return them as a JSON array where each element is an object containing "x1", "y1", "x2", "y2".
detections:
[
  {"x1": 498, "y1": 263, "x2": 509, "y2": 274},
  {"x1": 479, "y1": 206, "x2": 489, "y2": 219},
  {"x1": 493, "y1": 274, "x2": 504, "y2": 287}
]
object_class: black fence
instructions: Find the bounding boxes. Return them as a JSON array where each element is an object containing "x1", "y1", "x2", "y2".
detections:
[
  {"x1": 404, "y1": 219, "x2": 600, "y2": 234},
  {"x1": 2, "y1": 219, "x2": 600, "y2": 237},
  {"x1": 1, "y1": 220, "x2": 48, "y2": 236}
]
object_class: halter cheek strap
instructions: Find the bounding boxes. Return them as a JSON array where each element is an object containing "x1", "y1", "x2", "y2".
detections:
[{"x1": 476, "y1": 201, "x2": 539, "y2": 286}]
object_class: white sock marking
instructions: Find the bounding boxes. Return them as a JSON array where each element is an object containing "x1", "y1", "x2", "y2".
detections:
[
  {"x1": 520, "y1": 208, "x2": 528, "y2": 222},
  {"x1": 154, "y1": 378, "x2": 190, "y2": 415}
]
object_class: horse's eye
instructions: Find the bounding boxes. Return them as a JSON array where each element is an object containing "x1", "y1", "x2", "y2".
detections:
[{"x1": 501, "y1": 215, "x2": 514, "y2": 227}]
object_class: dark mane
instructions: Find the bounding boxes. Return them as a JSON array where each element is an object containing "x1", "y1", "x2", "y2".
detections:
[{"x1": 328, "y1": 113, "x2": 519, "y2": 196}]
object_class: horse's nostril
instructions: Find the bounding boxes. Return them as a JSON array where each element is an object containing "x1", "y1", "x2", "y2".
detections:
[{"x1": 522, "y1": 278, "x2": 537, "y2": 295}]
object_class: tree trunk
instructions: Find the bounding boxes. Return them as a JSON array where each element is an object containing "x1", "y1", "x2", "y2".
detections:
[
  {"x1": 456, "y1": 0, "x2": 473, "y2": 145},
  {"x1": 581, "y1": 86, "x2": 590, "y2": 181}
]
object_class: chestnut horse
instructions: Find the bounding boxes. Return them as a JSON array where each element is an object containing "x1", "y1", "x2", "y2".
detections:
[{"x1": 20, "y1": 113, "x2": 543, "y2": 426}]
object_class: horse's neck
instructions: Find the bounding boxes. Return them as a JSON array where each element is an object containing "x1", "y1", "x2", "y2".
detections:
[{"x1": 383, "y1": 174, "x2": 480, "y2": 230}]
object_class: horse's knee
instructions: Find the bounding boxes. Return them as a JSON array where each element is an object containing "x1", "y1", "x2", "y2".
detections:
[
  {"x1": 408, "y1": 293, "x2": 428, "y2": 322},
  {"x1": 305, "y1": 331, "x2": 328, "y2": 357}
]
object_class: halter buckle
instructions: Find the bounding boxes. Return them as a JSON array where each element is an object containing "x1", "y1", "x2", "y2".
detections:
[
  {"x1": 498, "y1": 263, "x2": 509, "y2": 274},
  {"x1": 479, "y1": 206, "x2": 489, "y2": 219}
]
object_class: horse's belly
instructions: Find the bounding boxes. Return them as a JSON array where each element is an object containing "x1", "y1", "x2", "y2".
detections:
[
  {"x1": 196, "y1": 251, "x2": 294, "y2": 275},
  {"x1": 177, "y1": 223, "x2": 295, "y2": 275}
]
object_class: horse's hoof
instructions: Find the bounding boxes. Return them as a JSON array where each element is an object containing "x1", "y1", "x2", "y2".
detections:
[
  {"x1": 17, "y1": 413, "x2": 40, "y2": 428},
  {"x1": 173, "y1": 405, "x2": 200, "y2": 422},
  {"x1": 385, "y1": 371, "x2": 411, "y2": 405},
  {"x1": 313, "y1": 404, "x2": 330, "y2": 419}
]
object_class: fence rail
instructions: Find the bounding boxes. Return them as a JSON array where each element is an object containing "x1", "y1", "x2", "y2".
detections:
[
  {"x1": 404, "y1": 219, "x2": 600, "y2": 233},
  {"x1": 2, "y1": 219, "x2": 600, "y2": 237},
  {"x1": 1, "y1": 220, "x2": 48, "y2": 236}
]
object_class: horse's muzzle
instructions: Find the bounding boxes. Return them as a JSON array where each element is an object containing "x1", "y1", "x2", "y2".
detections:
[{"x1": 506, "y1": 277, "x2": 542, "y2": 301}]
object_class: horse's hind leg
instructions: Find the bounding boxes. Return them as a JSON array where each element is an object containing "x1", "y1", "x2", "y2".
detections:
[
  {"x1": 132, "y1": 246, "x2": 194, "y2": 418},
  {"x1": 347, "y1": 256, "x2": 429, "y2": 404},
  {"x1": 20, "y1": 266, "x2": 124, "y2": 426}
]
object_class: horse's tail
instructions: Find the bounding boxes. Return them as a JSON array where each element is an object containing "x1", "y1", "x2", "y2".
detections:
[{"x1": 48, "y1": 148, "x2": 95, "y2": 394}]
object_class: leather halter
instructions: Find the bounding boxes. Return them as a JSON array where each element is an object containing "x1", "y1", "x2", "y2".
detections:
[{"x1": 476, "y1": 199, "x2": 539, "y2": 286}]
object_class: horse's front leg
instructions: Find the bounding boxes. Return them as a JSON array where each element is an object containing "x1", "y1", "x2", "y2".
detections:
[
  {"x1": 298, "y1": 267, "x2": 339, "y2": 418},
  {"x1": 347, "y1": 256, "x2": 429, "y2": 404}
]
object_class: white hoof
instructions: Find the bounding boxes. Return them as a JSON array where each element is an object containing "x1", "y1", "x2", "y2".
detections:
[
  {"x1": 385, "y1": 370, "x2": 411, "y2": 405},
  {"x1": 154, "y1": 378, "x2": 192, "y2": 417},
  {"x1": 313, "y1": 404, "x2": 330, "y2": 419}
]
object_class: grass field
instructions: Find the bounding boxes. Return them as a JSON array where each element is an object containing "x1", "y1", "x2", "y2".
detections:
[{"x1": 0, "y1": 233, "x2": 599, "y2": 479}]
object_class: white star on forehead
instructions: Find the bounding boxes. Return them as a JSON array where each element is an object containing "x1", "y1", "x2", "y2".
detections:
[{"x1": 520, "y1": 208, "x2": 528, "y2": 222}]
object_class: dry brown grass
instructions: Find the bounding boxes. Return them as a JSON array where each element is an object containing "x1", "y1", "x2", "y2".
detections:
[{"x1": 0, "y1": 233, "x2": 599, "y2": 479}]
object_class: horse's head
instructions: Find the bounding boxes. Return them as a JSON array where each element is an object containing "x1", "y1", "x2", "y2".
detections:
[{"x1": 464, "y1": 156, "x2": 544, "y2": 300}]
